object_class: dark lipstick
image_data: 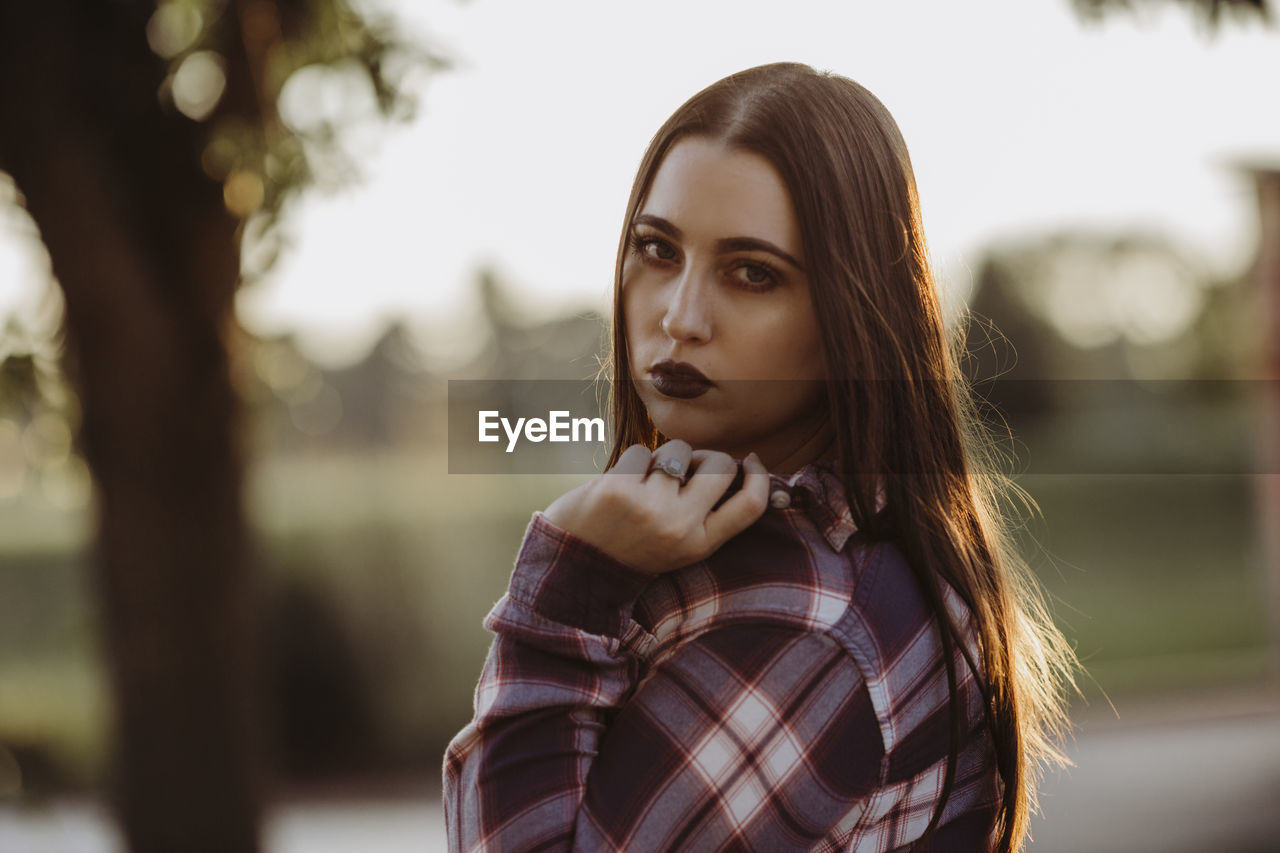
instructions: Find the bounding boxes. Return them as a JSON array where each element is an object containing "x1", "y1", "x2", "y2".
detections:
[{"x1": 649, "y1": 360, "x2": 713, "y2": 400}]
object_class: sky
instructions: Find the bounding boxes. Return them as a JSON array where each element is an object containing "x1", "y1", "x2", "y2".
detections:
[{"x1": 1, "y1": 0, "x2": 1278, "y2": 368}]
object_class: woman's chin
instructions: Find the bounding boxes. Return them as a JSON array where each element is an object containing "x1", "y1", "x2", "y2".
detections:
[{"x1": 646, "y1": 410, "x2": 742, "y2": 456}]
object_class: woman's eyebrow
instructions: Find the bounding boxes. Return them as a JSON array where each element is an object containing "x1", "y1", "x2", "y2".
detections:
[{"x1": 632, "y1": 213, "x2": 805, "y2": 272}]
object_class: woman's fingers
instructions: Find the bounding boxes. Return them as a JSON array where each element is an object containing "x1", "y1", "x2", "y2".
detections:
[
  {"x1": 702, "y1": 452, "x2": 770, "y2": 548},
  {"x1": 647, "y1": 439, "x2": 693, "y2": 486},
  {"x1": 681, "y1": 450, "x2": 738, "y2": 506},
  {"x1": 608, "y1": 443, "x2": 653, "y2": 477}
]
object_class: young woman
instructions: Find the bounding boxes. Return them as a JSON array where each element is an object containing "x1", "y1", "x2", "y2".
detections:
[{"x1": 444, "y1": 62, "x2": 1076, "y2": 852}]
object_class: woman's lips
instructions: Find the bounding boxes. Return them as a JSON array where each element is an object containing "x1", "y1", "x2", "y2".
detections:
[{"x1": 648, "y1": 360, "x2": 713, "y2": 400}]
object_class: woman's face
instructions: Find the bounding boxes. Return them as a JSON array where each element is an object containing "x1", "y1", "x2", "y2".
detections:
[{"x1": 623, "y1": 135, "x2": 830, "y2": 471}]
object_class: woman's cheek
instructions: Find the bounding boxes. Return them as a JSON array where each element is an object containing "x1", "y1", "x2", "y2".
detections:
[{"x1": 624, "y1": 282, "x2": 659, "y2": 344}]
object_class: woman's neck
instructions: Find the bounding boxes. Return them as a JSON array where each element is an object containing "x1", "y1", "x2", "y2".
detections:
[{"x1": 762, "y1": 417, "x2": 837, "y2": 477}]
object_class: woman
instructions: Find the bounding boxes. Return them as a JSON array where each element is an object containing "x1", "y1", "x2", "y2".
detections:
[{"x1": 444, "y1": 62, "x2": 1076, "y2": 852}]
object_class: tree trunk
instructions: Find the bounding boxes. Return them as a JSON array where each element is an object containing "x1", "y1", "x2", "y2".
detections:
[{"x1": 0, "y1": 2, "x2": 263, "y2": 851}]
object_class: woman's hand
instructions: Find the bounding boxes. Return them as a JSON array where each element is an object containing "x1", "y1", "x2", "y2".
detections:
[{"x1": 542, "y1": 441, "x2": 771, "y2": 575}]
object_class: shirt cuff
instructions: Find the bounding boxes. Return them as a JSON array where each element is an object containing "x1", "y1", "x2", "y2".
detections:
[{"x1": 505, "y1": 511, "x2": 655, "y2": 638}]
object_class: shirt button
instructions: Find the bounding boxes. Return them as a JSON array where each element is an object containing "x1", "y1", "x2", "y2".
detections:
[{"x1": 769, "y1": 489, "x2": 792, "y2": 510}]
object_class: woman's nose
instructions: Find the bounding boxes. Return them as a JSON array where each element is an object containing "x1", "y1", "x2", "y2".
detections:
[{"x1": 660, "y1": 269, "x2": 713, "y2": 343}]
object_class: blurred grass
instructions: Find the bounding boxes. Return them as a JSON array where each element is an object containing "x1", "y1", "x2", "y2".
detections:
[
  {"x1": 1017, "y1": 473, "x2": 1268, "y2": 653},
  {"x1": 0, "y1": 449, "x2": 1271, "y2": 788}
]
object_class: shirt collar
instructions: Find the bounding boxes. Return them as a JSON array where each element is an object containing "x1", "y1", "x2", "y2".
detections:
[{"x1": 766, "y1": 460, "x2": 886, "y2": 553}]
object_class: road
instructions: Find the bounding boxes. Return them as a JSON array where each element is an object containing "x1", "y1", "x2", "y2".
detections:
[{"x1": 1027, "y1": 686, "x2": 1280, "y2": 853}]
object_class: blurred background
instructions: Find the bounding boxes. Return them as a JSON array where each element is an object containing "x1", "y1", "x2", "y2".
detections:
[{"x1": 1, "y1": 0, "x2": 1278, "y2": 851}]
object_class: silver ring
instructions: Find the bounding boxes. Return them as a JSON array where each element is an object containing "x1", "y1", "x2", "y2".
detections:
[{"x1": 650, "y1": 456, "x2": 688, "y2": 483}]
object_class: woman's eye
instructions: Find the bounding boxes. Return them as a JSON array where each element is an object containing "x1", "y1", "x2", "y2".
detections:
[
  {"x1": 733, "y1": 262, "x2": 780, "y2": 291},
  {"x1": 650, "y1": 240, "x2": 676, "y2": 261},
  {"x1": 633, "y1": 235, "x2": 675, "y2": 262}
]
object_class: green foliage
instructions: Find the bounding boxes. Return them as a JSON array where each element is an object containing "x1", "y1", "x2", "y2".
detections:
[{"x1": 151, "y1": 0, "x2": 452, "y2": 277}]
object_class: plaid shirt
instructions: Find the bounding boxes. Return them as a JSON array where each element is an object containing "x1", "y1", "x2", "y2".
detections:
[{"x1": 443, "y1": 461, "x2": 1002, "y2": 852}]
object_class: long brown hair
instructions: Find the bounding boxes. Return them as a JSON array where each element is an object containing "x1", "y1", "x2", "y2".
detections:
[{"x1": 602, "y1": 62, "x2": 1077, "y2": 851}]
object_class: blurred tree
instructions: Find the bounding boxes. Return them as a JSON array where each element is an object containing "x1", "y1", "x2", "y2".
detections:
[
  {"x1": 1073, "y1": 0, "x2": 1271, "y2": 25},
  {"x1": 964, "y1": 252, "x2": 1058, "y2": 425},
  {"x1": 0, "y1": 1, "x2": 446, "y2": 851}
]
